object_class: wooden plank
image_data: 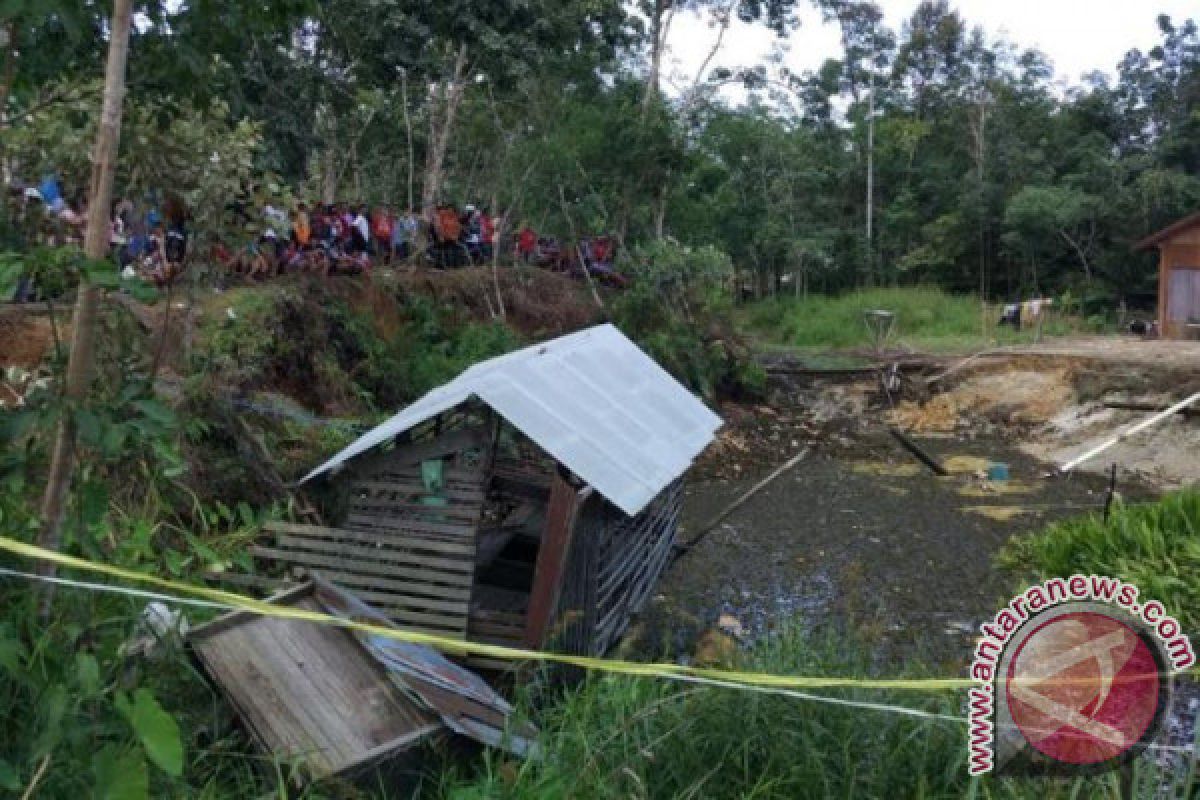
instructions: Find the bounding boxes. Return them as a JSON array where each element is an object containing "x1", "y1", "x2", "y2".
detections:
[
  {"x1": 523, "y1": 477, "x2": 588, "y2": 648},
  {"x1": 267, "y1": 517, "x2": 477, "y2": 548},
  {"x1": 350, "y1": 602, "x2": 466, "y2": 633},
  {"x1": 351, "y1": 480, "x2": 485, "y2": 502},
  {"x1": 252, "y1": 544, "x2": 473, "y2": 584},
  {"x1": 197, "y1": 627, "x2": 330, "y2": 770},
  {"x1": 345, "y1": 513, "x2": 477, "y2": 538},
  {"x1": 275, "y1": 526, "x2": 477, "y2": 556},
  {"x1": 254, "y1": 615, "x2": 361, "y2": 764},
  {"x1": 288, "y1": 568, "x2": 472, "y2": 602},
  {"x1": 190, "y1": 582, "x2": 316, "y2": 640},
  {"x1": 252, "y1": 540, "x2": 475, "y2": 574},
  {"x1": 347, "y1": 497, "x2": 483, "y2": 521},
  {"x1": 263, "y1": 520, "x2": 348, "y2": 539},
  {"x1": 189, "y1": 588, "x2": 441, "y2": 779},
  {"x1": 189, "y1": 587, "x2": 444, "y2": 777},
  {"x1": 369, "y1": 470, "x2": 485, "y2": 491}
]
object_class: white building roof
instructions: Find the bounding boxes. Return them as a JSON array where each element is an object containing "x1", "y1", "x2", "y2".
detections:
[{"x1": 300, "y1": 324, "x2": 723, "y2": 516}]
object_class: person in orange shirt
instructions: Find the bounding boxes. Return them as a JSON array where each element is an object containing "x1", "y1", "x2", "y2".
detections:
[{"x1": 293, "y1": 203, "x2": 312, "y2": 249}]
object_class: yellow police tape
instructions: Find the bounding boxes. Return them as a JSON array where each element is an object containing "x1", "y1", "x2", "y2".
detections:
[{"x1": 0, "y1": 534, "x2": 1013, "y2": 693}]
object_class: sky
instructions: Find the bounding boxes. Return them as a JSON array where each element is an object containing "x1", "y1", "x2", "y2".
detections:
[{"x1": 664, "y1": 1, "x2": 1199, "y2": 99}]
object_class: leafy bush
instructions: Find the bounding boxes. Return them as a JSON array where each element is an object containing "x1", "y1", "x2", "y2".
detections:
[
  {"x1": 998, "y1": 491, "x2": 1200, "y2": 633},
  {"x1": 613, "y1": 241, "x2": 763, "y2": 400}
]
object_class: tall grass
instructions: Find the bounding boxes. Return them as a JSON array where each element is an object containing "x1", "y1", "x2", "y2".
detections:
[
  {"x1": 742, "y1": 287, "x2": 1073, "y2": 351},
  {"x1": 998, "y1": 491, "x2": 1200, "y2": 633},
  {"x1": 438, "y1": 629, "x2": 1168, "y2": 800}
]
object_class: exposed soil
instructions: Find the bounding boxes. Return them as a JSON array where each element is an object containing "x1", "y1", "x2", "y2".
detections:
[
  {"x1": 0, "y1": 310, "x2": 61, "y2": 369},
  {"x1": 893, "y1": 358, "x2": 1200, "y2": 488}
]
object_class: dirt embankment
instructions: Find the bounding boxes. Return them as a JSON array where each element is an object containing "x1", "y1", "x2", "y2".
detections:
[
  {"x1": 0, "y1": 310, "x2": 64, "y2": 370},
  {"x1": 888, "y1": 355, "x2": 1200, "y2": 489}
]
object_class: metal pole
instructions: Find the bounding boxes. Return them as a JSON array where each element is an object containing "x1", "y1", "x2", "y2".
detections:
[{"x1": 1059, "y1": 393, "x2": 1200, "y2": 473}]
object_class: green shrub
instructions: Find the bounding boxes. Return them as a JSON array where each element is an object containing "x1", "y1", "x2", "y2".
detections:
[
  {"x1": 613, "y1": 241, "x2": 761, "y2": 400},
  {"x1": 998, "y1": 491, "x2": 1200, "y2": 633}
]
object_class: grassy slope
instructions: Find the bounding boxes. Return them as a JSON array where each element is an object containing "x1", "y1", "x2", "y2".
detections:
[{"x1": 741, "y1": 287, "x2": 1080, "y2": 354}]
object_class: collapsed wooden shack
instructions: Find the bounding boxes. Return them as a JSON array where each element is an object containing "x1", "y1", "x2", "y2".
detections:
[{"x1": 266, "y1": 324, "x2": 722, "y2": 666}]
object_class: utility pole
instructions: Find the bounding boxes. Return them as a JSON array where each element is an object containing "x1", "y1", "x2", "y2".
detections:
[
  {"x1": 865, "y1": 58, "x2": 876, "y2": 286},
  {"x1": 37, "y1": 0, "x2": 133, "y2": 609}
]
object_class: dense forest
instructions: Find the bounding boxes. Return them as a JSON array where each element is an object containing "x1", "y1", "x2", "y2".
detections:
[{"x1": 4, "y1": 0, "x2": 1200, "y2": 311}]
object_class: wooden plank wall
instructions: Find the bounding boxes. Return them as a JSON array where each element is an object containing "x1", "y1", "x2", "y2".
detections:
[
  {"x1": 251, "y1": 415, "x2": 494, "y2": 639},
  {"x1": 1161, "y1": 231, "x2": 1200, "y2": 338},
  {"x1": 553, "y1": 479, "x2": 685, "y2": 657}
]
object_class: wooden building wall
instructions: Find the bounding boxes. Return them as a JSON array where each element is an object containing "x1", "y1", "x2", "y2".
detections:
[
  {"x1": 252, "y1": 407, "x2": 496, "y2": 640},
  {"x1": 550, "y1": 479, "x2": 684, "y2": 657},
  {"x1": 1159, "y1": 226, "x2": 1200, "y2": 339}
]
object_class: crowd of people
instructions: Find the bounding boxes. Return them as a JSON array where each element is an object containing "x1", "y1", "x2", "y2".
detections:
[
  {"x1": 8, "y1": 174, "x2": 626, "y2": 302},
  {"x1": 218, "y1": 199, "x2": 621, "y2": 284}
]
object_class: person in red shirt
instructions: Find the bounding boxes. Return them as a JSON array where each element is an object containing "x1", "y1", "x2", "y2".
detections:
[
  {"x1": 516, "y1": 224, "x2": 536, "y2": 264},
  {"x1": 371, "y1": 206, "x2": 394, "y2": 264}
]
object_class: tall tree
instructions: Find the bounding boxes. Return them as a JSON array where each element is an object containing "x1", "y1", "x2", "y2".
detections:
[{"x1": 37, "y1": 0, "x2": 134, "y2": 605}]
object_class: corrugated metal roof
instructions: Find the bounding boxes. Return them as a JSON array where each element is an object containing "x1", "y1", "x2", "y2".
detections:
[{"x1": 300, "y1": 324, "x2": 722, "y2": 516}]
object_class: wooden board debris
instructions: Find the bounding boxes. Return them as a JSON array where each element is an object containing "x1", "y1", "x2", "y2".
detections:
[{"x1": 189, "y1": 583, "x2": 442, "y2": 781}]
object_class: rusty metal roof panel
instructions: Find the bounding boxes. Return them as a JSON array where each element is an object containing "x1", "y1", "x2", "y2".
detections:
[{"x1": 300, "y1": 324, "x2": 722, "y2": 516}]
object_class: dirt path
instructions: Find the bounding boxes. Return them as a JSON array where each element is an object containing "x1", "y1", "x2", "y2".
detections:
[{"x1": 988, "y1": 336, "x2": 1200, "y2": 371}]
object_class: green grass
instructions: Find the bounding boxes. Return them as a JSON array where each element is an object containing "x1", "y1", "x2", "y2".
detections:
[
  {"x1": 438, "y1": 629, "x2": 1188, "y2": 800},
  {"x1": 741, "y1": 287, "x2": 1076, "y2": 353},
  {"x1": 998, "y1": 491, "x2": 1200, "y2": 634}
]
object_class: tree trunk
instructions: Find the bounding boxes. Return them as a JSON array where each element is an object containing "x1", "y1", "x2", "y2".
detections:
[
  {"x1": 400, "y1": 70, "x2": 415, "y2": 212},
  {"x1": 865, "y1": 68, "x2": 875, "y2": 286},
  {"x1": 421, "y1": 44, "x2": 469, "y2": 217},
  {"x1": 642, "y1": 1, "x2": 674, "y2": 114},
  {"x1": 320, "y1": 141, "x2": 337, "y2": 205},
  {"x1": 1060, "y1": 230, "x2": 1093, "y2": 283},
  {"x1": 653, "y1": 175, "x2": 669, "y2": 239},
  {"x1": 37, "y1": 0, "x2": 133, "y2": 607},
  {"x1": 0, "y1": 23, "x2": 17, "y2": 127}
]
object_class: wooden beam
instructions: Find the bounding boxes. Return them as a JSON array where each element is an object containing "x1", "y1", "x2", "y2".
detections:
[
  {"x1": 523, "y1": 474, "x2": 588, "y2": 648},
  {"x1": 888, "y1": 428, "x2": 949, "y2": 476}
]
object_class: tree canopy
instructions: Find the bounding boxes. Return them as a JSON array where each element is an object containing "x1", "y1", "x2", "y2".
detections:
[{"x1": 4, "y1": 0, "x2": 1200, "y2": 306}]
